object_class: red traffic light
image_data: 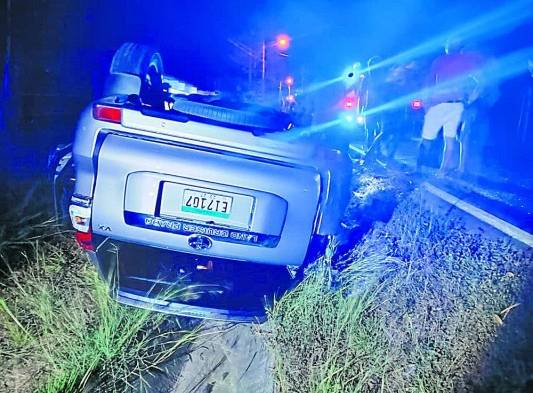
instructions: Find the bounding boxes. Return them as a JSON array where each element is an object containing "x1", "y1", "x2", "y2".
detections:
[
  {"x1": 410, "y1": 99, "x2": 423, "y2": 110},
  {"x1": 276, "y1": 34, "x2": 291, "y2": 50}
]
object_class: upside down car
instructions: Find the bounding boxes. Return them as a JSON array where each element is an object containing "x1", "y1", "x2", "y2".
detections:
[{"x1": 50, "y1": 43, "x2": 352, "y2": 321}]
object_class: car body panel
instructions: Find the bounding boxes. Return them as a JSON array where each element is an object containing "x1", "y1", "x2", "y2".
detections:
[
  {"x1": 73, "y1": 102, "x2": 352, "y2": 241},
  {"x1": 91, "y1": 133, "x2": 321, "y2": 265}
]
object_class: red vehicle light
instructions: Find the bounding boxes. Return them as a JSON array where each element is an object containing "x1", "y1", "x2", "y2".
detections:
[
  {"x1": 75, "y1": 230, "x2": 94, "y2": 251},
  {"x1": 93, "y1": 105, "x2": 122, "y2": 123},
  {"x1": 411, "y1": 99, "x2": 423, "y2": 110},
  {"x1": 341, "y1": 91, "x2": 359, "y2": 110},
  {"x1": 343, "y1": 96, "x2": 358, "y2": 109}
]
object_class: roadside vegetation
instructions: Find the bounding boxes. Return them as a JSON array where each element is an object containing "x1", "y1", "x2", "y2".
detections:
[
  {"x1": 266, "y1": 189, "x2": 532, "y2": 393},
  {"x1": 2, "y1": 176, "x2": 531, "y2": 393},
  {"x1": 0, "y1": 182, "x2": 197, "y2": 393}
]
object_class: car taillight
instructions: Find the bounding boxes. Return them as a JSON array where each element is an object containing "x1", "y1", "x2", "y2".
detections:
[
  {"x1": 93, "y1": 104, "x2": 122, "y2": 123},
  {"x1": 75, "y1": 230, "x2": 94, "y2": 251},
  {"x1": 341, "y1": 93, "x2": 359, "y2": 110},
  {"x1": 411, "y1": 99, "x2": 423, "y2": 110}
]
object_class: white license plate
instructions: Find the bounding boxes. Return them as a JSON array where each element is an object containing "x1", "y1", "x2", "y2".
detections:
[{"x1": 181, "y1": 189, "x2": 233, "y2": 219}]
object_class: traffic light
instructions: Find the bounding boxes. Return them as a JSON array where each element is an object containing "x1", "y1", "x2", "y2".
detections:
[{"x1": 410, "y1": 99, "x2": 423, "y2": 110}]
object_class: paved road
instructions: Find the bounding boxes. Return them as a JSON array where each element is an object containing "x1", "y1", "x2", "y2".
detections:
[{"x1": 422, "y1": 180, "x2": 533, "y2": 248}]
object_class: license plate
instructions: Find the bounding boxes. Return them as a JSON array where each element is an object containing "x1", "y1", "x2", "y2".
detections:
[{"x1": 181, "y1": 189, "x2": 233, "y2": 219}]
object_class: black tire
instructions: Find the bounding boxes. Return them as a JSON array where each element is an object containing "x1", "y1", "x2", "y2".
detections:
[
  {"x1": 58, "y1": 172, "x2": 75, "y2": 226},
  {"x1": 109, "y1": 42, "x2": 163, "y2": 77},
  {"x1": 110, "y1": 43, "x2": 291, "y2": 131},
  {"x1": 292, "y1": 235, "x2": 329, "y2": 283},
  {"x1": 51, "y1": 158, "x2": 75, "y2": 227},
  {"x1": 105, "y1": 43, "x2": 164, "y2": 102}
]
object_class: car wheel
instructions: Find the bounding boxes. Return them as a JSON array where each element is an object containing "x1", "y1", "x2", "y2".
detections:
[
  {"x1": 109, "y1": 42, "x2": 164, "y2": 78},
  {"x1": 104, "y1": 42, "x2": 164, "y2": 100},
  {"x1": 291, "y1": 235, "x2": 329, "y2": 283}
]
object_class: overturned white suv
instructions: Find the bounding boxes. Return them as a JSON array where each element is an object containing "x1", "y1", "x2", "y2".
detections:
[{"x1": 52, "y1": 43, "x2": 352, "y2": 321}]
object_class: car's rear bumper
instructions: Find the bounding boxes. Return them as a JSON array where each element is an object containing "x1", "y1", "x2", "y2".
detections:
[
  {"x1": 116, "y1": 289, "x2": 266, "y2": 323},
  {"x1": 86, "y1": 237, "x2": 294, "y2": 322}
]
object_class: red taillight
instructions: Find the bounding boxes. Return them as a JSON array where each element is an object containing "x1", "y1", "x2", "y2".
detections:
[
  {"x1": 93, "y1": 105, "x2": 122, "y2": 123},
  {"x1": 75, "y1": 230, "x2": 94, "y2": 251},
  {"x1": 343, "y1": 96, "x2": 358, "y2": 109},
  {"x1": 341, "y1": 92, "x2": 359, "y2": 110},
  {"x1": 411, "y1": 99, "x2": 423, "y2": 110}
]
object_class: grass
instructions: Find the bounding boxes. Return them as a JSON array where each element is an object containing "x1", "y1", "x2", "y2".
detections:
[
  {"x1": 0, "y1": 181, "x2": 62, "y2": 275},
  {"x1": 267, "y1": 257, "x2": 390, "y2": 393},
  {"x1": 0, "y1": 183, "x2": 198, "y2": 393},
  {"x1": 0, "y1": 235, "x2": 199, "y2": 393},
  {"x1": 2, "y1": 175, "x2": 530, "y2": 392},
  {"x1": 265, "y1": 190, "x2": 532, "y2": 393}
]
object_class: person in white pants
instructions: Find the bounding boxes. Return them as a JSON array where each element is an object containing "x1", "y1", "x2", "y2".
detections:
[
  {"x1": 420, "y1": 101, "x2": 464, "y2": 172},
  {"x1": 418, "y1": 38, "x2": 484, "y2": 174}
]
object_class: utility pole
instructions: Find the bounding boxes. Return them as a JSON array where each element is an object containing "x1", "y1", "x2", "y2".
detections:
[
  {"x1": 261, "y1": 40, "x2": 266, "y2": 80},
  {"x1": 227, "y1": 33, "x2": 290, "y2": 101},
  {"x1": 261, "y1": 40, "x2": 266, "y2": 96},
  {"x1": 227, "y1": 38, "x2": 256, "y2": 91}
]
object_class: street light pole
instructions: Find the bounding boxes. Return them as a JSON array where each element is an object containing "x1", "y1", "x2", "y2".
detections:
[
  {"x1": 261, "y1": 40, "x2": 266, "y2": 80},
  {"x1": 261, "y1": 40, "x2": 266, "y2": 96}
]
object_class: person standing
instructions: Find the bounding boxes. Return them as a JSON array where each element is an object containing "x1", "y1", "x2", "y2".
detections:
[
  {"x1": 517, "y1": 60, "x2": 533, "y2": 147},
  {"x1": 417, "y1": 38, "x2": 485, "y2": 175},
  {"x1": 457, "y1": 54, "x2": 498, "y2": 178}
]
